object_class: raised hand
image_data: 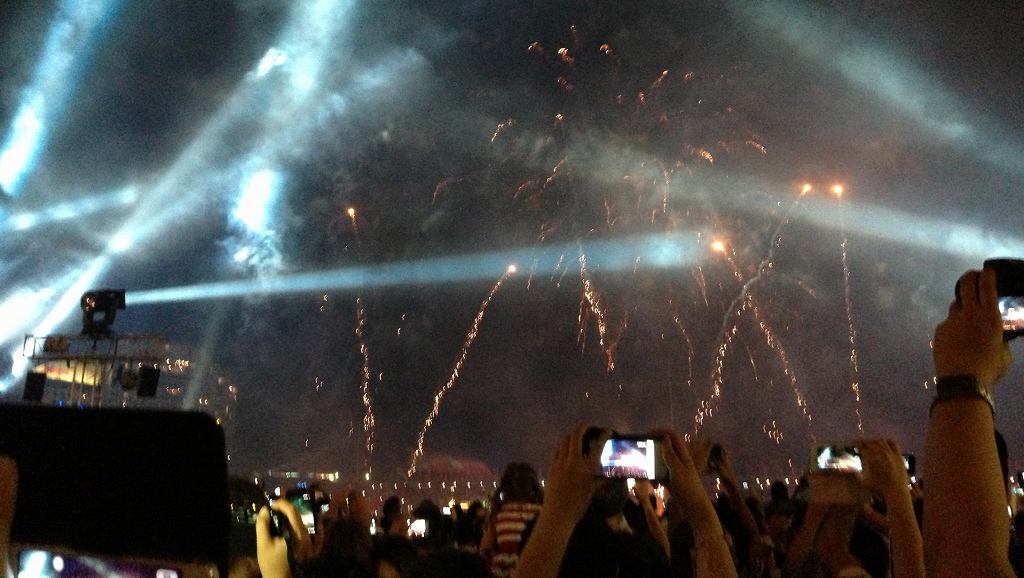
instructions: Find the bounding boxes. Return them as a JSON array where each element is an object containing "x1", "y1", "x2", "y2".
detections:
[
  {"x1": 934, "y1": 269, "x2": 1012, "y2": 389},
  {"x1": 859, "y1": 439, "x2": 908, "y2": 499}
]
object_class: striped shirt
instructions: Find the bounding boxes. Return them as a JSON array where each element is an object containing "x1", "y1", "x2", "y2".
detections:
[{"x1": 490, "y1": 501, "x2": 543, "y2": 577}]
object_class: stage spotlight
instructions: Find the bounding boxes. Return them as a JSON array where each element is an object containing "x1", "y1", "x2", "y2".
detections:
[
  {"x1": 23, "y1": 371, "x2": 46, "y2": 402},
  {"x1": 80, "y1": 289, "x2": 125, "y2": 337}
]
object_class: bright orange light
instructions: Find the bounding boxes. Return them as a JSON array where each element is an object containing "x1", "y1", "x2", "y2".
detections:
[
  {"x1": 710, "y1": 240, "x2": 727, "y2": 254},
  {"x1": 801, "y1": 183, "x2": 812, "y2": 195},
  {"x1": 346, "y1": 207, "x2": 356, "y2": 218},
  {"x1": 507, "y1": 264, "x2": 517, "y2": 274},
  {"x1": 831, "y1": 184, "x2": 844, "y2": 197}
]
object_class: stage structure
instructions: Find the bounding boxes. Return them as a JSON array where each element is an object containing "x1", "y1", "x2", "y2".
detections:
[
  {"x1": 20, "y1": 289, "x2": 238, "y2": 423},
  {"x1": 21, "y1": 332, "x2": 170, "y2": 407}
]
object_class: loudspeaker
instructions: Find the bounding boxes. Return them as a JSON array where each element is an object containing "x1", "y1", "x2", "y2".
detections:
[
  {"x1": 23, "y1": 371, "x2": 46, "y2": 402},
  {"x1": 137, "y1": 366, "x2": 161, "y2": 398}
]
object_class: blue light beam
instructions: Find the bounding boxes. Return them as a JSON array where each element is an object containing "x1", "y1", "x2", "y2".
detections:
[
  {"x1": 1, "y1": 186, "x2": 136, "y2": 233},
  {"x1": 731, "y1": 0, "x2": 1024, "y2": 176},
  {"x1": 0, "y1": 0, "x2": 121, "y2": 196},
  {"x1": 126, "y1": 233, "x2": 702, "y2": 306}
]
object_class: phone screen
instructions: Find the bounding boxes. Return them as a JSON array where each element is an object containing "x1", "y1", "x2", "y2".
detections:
[
  {"x1": 903, "y1": 454, "x2": 916, "y2": 476},
  {"x1": 17, "y1": 548, "x2": 215, "y2": 578},
  {"x1": 600, "y1": 437, "x2": 659, "y2": 480},
  {"x1": 815, "y1": 446, "x2": 862, "y2": 472},
  {"x1": 998, "y1": 296, "x2": 1024, "y2": 332},
  {"x1": 408, "y1": 518, "x2": 428, "y2": 538},
  {"x1": 289, "y1": 494, "x2": 317, "y2": 534}
]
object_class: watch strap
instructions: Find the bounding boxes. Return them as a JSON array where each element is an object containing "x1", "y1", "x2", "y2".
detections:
[{"x1": 930, "y1": 375, "x2": 994, "y2": 415}]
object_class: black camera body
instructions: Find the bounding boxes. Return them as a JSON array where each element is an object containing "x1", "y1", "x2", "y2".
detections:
[
  {"x1": 268, "y1": 509, "x2": 290, "y2": 540},
  {"x1": 955, "y1": 258, "x2": 1024, "y2": 340}
]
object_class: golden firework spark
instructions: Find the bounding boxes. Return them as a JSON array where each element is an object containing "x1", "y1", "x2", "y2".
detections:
[
  {"x1": 407, "y1": 267, "x2": 514, "y2": 477},
  {"x1": 356, "y1": 296, "x2": 375, "y2": 475}
]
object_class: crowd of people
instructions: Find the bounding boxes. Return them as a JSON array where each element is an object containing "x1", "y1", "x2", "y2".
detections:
[
  {"x1": 0, "y1": 270, "x2": 1020, "y2": 578},
  {"x1": 238, "y1": 269, "x2": 1018, "y2": 577}
]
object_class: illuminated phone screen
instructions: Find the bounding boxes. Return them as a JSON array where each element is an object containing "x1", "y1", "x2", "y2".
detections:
[
  {"x1": 408, "y1": 519, "x2": 428, "y2": 538},
  {"x1": 815, "y1": 446, "x2": 862, "y2": 472},
  {"x1": 289, "y1": 494, "x2": 317, "y2": 534},
  {"x1": 600, "y1": 437, "x2": 657, "y2": 480},
  {"x1": 998, "y1": 296, "x2": 1024, "y2": 332}
]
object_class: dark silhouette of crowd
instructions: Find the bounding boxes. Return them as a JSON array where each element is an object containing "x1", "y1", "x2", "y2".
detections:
[{"x1": 0, "y1": 267, "x2": 1020, "y2": 577}]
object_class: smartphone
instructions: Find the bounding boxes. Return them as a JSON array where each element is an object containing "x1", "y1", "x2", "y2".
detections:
[
  {"x1": 959, "y1": 259, "x2": 1024, "y2": 340},
  {"x1": 408, "y1": 518, "x2": 429, "y2": 539},
  {"x1": 0, "y1": 405, "x2": 228, "y2": 577},
  {"x1": 903, "y1": 454, "x2": 916, "y2": 477},
  {"x1": 285, "y1": 490, "x2": 318, "y2": 535},
  {"x1": 707, "y1": 443, "x2": 724, "y2": 472},
  {"x1": 999, "y1": 295, "x2": 1024, "y2": 335},
  {"x1": 812, "y1": 445, "x2": 862, "y2": 473},
  {"x1": 598, "y1": 435, "x2": 669, "y2": 482}
]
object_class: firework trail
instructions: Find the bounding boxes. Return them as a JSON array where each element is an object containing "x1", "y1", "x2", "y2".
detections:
[
  {"x1": 694, "y1": 297, "x2": 748, "y2": 429},
  {"x1": 834, "y1": 185, "x2": 863, "y2": 433},
  {"x1": 670, "y1": 309, "x2": 696, "y2": 431},
  {"x1": 355, "y1": 296, "x2": 375, "y2": 475},
  {"x1": 718, "y1": 190, "x2": 805, "y2": 325},
  {"x1": 346, "y1": 207, "x2": 360, "y2": 243},
  {"x1": 579, "y1": 251, "x2": 618, "y2": 371},
  {"x1": 695, "y1": 245, "x2": 812, "y2": 434},
  {"x1": 671, "y1": 309, "x2": 696, "y2": 396},
  {"x1": 407, "y1": 266, "x2": 514, "y2": 477}
]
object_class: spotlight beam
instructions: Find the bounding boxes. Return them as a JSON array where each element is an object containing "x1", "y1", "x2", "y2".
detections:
[
  {"x1": 741, "y1": 188, "x2": 1024, "y2": 261},
  {"x1": 730, "y1": 0, "x2": 1024, "y2": 176},
  {"x1": 126, "y1": 233, "x2": 702, "y2": 306},
  {"x1": 660, "y1": 172, "x2": 1024, "y2": 262},
  {"x1": 1, "y1": 186, "x2": 137, "y2": 233},
  {"x1": 0, "y1": 0, "x2": 123, "y2": 195}
]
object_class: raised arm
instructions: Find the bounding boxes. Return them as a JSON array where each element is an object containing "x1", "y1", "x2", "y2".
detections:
[
  {"x1": 925, "y1": 268, "x2": 1014, "y2": 576},
  {"x1": 656, "y1": 429, "x2": 738, "y2": 578},
  {"x1": 634, "y1": 478, "x2": 671, "y2": 558},
  {"x1": 514, "y1": 424, "x2": 609, "y2": 578},
  {"x1": 860, "y1": 439, "x2": 924, "y2": 578}
]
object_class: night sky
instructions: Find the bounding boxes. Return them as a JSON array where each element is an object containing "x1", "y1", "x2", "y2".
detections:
[{"x1": 1, "y1": 0, "x2": 1022, "y2": 482}]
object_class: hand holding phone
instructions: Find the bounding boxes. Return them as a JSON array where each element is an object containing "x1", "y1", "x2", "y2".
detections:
[
  {"x1": 961, "y1": 259, "x2": 1024, "y2": 340},
  {"x1": 266, "y1": 499, "x2": 312, "y2": 563},
  {"x1": 859, "y1": 440, "x2": 911, "y2": 498},
  {"x1": 807, "y1": 471, "x2": 867, "y2": 505},
  {"x1": 256, "y1": 507, "x2": 292, "y2": 578}
]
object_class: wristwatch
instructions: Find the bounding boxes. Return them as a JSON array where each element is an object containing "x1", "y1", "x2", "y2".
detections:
[{"x1": 930, "y1": 375, "x2": 994, "y2": 415}]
